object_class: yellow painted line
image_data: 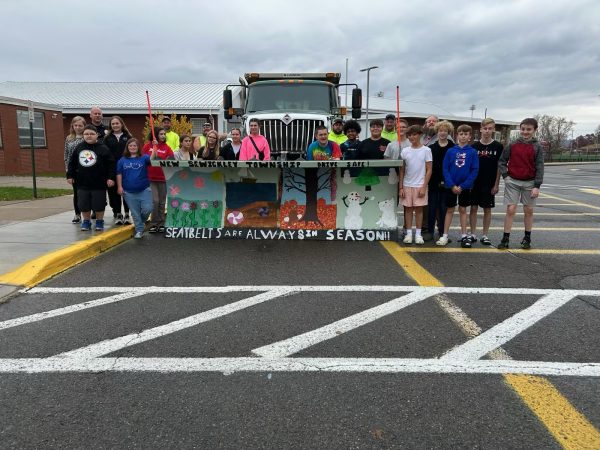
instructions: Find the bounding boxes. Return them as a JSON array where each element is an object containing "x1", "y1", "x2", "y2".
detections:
[
  {"x1": 541, "y1": 192, "x2": 600, "y2": 211},
  {"x1": 580, "y1": 188, "x2": 600, "y2": 196},
  {"x1": 490, "y1": 212, "x2": 600, "y2": 216},
  {"x1": 380, "y1": 241, "x2": 600, "y2": 448},
  {"x1": 505, "y1": 374, "x2": 600, "y2": 449},
  {"x1": 404, "y1": 247, "x2": 600, "y2": 255},
  {"x1": 0, "y1": 226, "x2": 133, "y2": 288},
  {"x1": 453, "y1": 227, "x2": 600, "y2": 232},
  {"x1": 380, "y1": 241, "x2": 443, "y2": 287}
]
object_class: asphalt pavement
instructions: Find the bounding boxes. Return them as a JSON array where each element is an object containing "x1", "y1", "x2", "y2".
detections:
[{"x1": 0, "y1": 164, "x2": 599, "y2": 448}]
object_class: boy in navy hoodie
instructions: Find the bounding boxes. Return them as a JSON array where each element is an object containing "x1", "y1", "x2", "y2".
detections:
[
  {"x1": 498, "y1": 118, "x2": 544, "y2": 249},
  {"x1": 436, "y1": 124, "x2": 479, "y2": 247}
]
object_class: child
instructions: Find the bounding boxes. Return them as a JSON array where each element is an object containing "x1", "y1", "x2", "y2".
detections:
[
  {"x1": 116, "y1": 138, "x2": 155, "y2": 239},
  {"x1": 66, "y1": 125, "x2": 115, "y2": 231},
  {"x1": 498, "y1": 118, "x2": 544, "y2": 249},
  {"x1": 427, "y1": 120, "x2": 454, "y2": 240},
  {"x1": 399, "y1": 125, "x2": 432, "y2": 245},
  {"x1": 340, "y1": 120, "x2": 362, "y2": 160},
  {"x1": 306, "y1": 126, "x2": 342, "y2": 160},
  {"x1": 142, "y1": 127, "x2": 175, "y2": 233},
  {"x1": 436, "y1": 124, "x2": 479, "y2": 248},
  {"x1": 469, "y1": 118, "x2": 503, "y2": 245}
]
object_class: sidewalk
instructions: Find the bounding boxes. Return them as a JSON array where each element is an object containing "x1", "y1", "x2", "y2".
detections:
[
  {"x1": 0, "y1": 175, "x2": 70, "y2": 189},
  {"x1": 0, "y1": 193, "x2": 132, "y2": 300}
]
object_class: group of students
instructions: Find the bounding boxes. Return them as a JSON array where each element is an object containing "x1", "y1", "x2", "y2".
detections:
[
  {"x1": 65, "y1": 107, "x2": 544, "y2": 248},
  {"x1": 302, "y1": 113, "x2": 544, "y2": 250}
]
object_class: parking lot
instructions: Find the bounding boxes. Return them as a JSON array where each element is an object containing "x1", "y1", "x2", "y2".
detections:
[{"x1": 0, "y1": 164, "x2": 599, "y2": 448}]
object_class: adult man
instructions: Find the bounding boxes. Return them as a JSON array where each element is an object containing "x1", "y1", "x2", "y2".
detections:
[
  {"x1": 89, "y1": 106, "x2": 107, "y2": 142},
  {"x1": 421, "y1": 115, "x2": 439, "y2": 146},
  {"x1": 328, "y1": 118, "x2": 347, "y2": 145},
  {"x1": 381, "y1": 114, "x2": 398, "y2": 142},
  {"x1": 162, "y1": 116, "x2": 180, "y2": 151},
  {"x1": 193, "y1": 121, "x2": 212, "y2": 151}
]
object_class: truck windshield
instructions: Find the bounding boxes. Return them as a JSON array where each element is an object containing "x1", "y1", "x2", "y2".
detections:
[{"x1": 246, "y1": 83, "x2": 334, "y2": 113}]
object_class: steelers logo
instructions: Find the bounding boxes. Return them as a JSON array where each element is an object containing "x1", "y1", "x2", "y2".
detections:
[{"x1": 79, "y1": 150, "x2": 97, "y2": 167}]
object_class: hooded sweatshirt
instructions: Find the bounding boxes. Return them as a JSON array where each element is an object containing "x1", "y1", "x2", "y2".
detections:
[
  {"x1": 142, "y1": 142, "x2": 175, "y2": 182},
  {"x1": 67, "y1": 141, "x2": 115, "y2": 189},
  {"x1": 442, "y1": 144, "x2": 479, "y2": 190},
  {"x1": 498, "y1": 137, "x2": 544, "y2": 188}
]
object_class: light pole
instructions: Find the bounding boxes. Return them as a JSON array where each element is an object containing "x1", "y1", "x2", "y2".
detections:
[{"x1": 360, "y1": 65, "x2": 378, "y2": 138}]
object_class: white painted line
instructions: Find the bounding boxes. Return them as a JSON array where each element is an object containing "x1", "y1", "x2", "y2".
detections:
[
  {"x1": 0, "y1": 292, "x2": 144, "y2": 331},
  {"x1": 440, "y1": 291, "x2": 578, "y2": 361},
  {"x1": 0, "y1": 357, "x2": 598, "y2": 377},
  {"x1": 253, "y1": 289, "x2": 440, "y2": 358},
  {"x1": 57, "y1": 288, "x2": 293, "y2": 359},
  {"x1": 24, "y1": 286, "x2": 600, "y2": 296}
]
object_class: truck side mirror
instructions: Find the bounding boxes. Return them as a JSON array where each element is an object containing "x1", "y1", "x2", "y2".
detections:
[
  {"x1": 352, "y1": 88, "x2": 362, "y2": 118},
  {"x1": 223, "y1": 90, "x2": 233, "y2": 119}
]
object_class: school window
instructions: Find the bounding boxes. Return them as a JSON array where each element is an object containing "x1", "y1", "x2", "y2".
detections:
[
  {"x1": 17, "y1": 110, "x2": 46, "y2": 148},
  {"x1": 494, "y1": 131, "x2": 502, "y2": 141},
  {"x1": 191, "y1": 118, "x2": 209, "y2": 135},
  {"x1": 102, "y1": 117, "x2": 111, "y2": 127}
]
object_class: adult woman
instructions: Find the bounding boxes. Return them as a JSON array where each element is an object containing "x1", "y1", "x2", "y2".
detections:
[
  {"x1": 64, "y1": 116, "x2": 86, "y2": 223},
  {"x1": 199, "y1": 130, "x2": 223, "y2": 160},
  {"x1": 173, "y1": 134, "x2": 195, "y2": 160},
  {"x1": 104, "y1": 116, "x2": 133, "y2": 224},
  {"x1": 142, "y1": 127, "x2": 175, "y2": 233},
  {"x1": 221, "y1": 128, "x2": 242, "y2": 160},
  {"x1": 239, "y1": 118, "x2": 270, "y2": 161}
]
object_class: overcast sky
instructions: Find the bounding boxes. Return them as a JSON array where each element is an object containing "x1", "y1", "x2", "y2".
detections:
[{"x1": 1, "y1": 0, "x2": 599, "y2": 135}]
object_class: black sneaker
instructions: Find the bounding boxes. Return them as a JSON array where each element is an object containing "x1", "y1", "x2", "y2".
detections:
[
  {"x1": 460, "y1": 236, "x2": 472, "y2": 248},
  {"x1": 72, "y1": 215, "x2": 81, "y2": 224},
  {"x1": 115, "y1": 213, "x2": 124, "y2": 225},
  {"x1": 157, "y1": 226, "x2": 166, "y2": 233},
  {"x1": 149, "y1": 225, "x2": 158, "y2": 233},
  {"x1": 480, "y1": 236, "x2": 492, "y2": 246},
  {"x1": 521, "y1": 237, "x2": 531, "y2": 250},
  {"x1": 468, "y1": 235, "x2": 477, "y2": 243},
  {"x1": 498, "y1": 237, "x2": 510, "y2": 249}
]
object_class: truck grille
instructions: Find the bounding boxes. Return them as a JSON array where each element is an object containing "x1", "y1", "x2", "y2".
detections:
[{"x1": 259, "y1": 119, "x2": 324, "y2": 160}]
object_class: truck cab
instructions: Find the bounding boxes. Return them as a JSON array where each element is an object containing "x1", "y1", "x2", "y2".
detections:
[{"x1": 223, "y1": 73, "x2": 361, "y2": 160}]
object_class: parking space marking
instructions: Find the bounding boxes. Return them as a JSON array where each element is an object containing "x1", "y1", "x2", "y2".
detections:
[
  {"x1": 57, "y1": 288, "x2": 294, "y2": 359},
  {"x1": 440, "y1": 291, "x2": 577, "y2": 361},
  {"x1": 0, "y1": 357, "x2": 598, "y2": 377},
  {"x1": 540, "y1": 192, "x2": 600, "y2": 211},
  {"x1": 380, "y1": 242, "x2": 600, "y2": 448},
  {"x1": 253, "y1": 289, "x2": 439, "y2": 358},
  {"x1": 403, "y1": 248, "x2": 600, "y2": 255},
  {"x1": 0, "y1": 292, "x2": 145, "y2": 331},
  {"x1": 580, "y1": 188, "x2": 600, "y2": 196}
]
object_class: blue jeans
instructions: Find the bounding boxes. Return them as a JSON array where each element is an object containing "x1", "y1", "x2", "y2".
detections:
[
  {"x1": 124, "y1": 188, "x2": 153, "y2": 233},
  {"x1": 428, "y1": 190, "x2": 447, "y2": 235}
]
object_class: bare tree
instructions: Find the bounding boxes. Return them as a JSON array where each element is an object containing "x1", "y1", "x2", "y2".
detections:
[{"x1": 533, "y1": 114, "x2": 575, "y2": 156}]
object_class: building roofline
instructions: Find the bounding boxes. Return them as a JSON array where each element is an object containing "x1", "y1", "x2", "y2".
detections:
[{"x1": 0, "y1": 95, "x2": 61, "y2": 111}]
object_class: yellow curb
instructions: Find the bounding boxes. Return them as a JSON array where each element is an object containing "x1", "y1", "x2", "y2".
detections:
[{"x1": 0, "y1": 226, "x2": 133, "y2": 288}]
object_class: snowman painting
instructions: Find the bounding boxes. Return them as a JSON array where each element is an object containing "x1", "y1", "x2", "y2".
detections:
[
  {"x1": 342, "y1": 191, "x2": 369, "y2": 229},
  {"x1": 376, "y1": 198, "x2": 397, "y2": 228}
]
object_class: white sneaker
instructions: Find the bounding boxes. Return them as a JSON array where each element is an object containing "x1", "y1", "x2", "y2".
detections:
[
  {"x1": 134, "y1": 231, "x2": 143, "y2": 239},
  {"x1": 403, "y1": 234, "x2": 413, "y2": 244},
  {"x1": 436, "y1": 236, "x2": 449, "y2": 246},
  {"x1": 124, "y1": 214, "x2": 132, "y2": 225},
  {"x1": 415, "y1": 235, "x2": 425, "y2": 245}
]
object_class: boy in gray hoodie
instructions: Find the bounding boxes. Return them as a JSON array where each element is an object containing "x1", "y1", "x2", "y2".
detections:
[{"x1": 498, "y1": 117, "x2": 544, "y2": 249}]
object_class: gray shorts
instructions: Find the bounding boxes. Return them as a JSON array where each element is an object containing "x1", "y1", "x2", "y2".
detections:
[{"x1": 503, "y1": 177, "x2": 536, "y2": 206}]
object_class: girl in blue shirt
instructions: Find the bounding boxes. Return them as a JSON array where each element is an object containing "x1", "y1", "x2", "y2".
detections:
[{"x1": 116, "y1": 138, "x2": 155, "y2": 238}]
